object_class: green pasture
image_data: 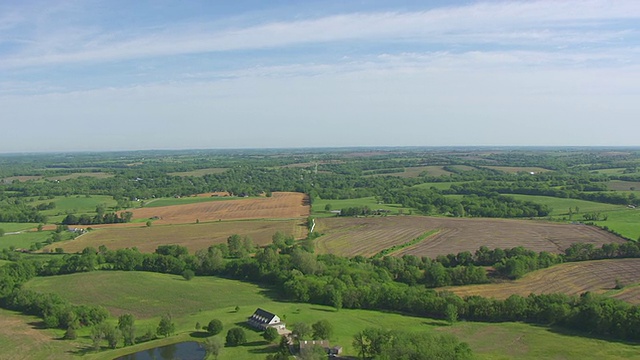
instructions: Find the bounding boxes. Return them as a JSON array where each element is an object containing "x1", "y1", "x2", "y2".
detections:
[
  {"x1": 15, "y1": 271, "x2": 640, "y2": 360},
  {"x1": 507, "y1": 194, "x2": 639, "y2": 240},
  {"x1": 508, "y1": 194, "x2": 624, "y2": 216},
  {"x1": 591, "y1": 168, "x2": 640, "y2": 176},
  {"x1": 593, "y1": 209, "x2": 640, "y2": 241},
  {"x1": 312, "y1": 196, "x2": 413, "y2": 217},
  {"x1": 413, "y1": 181, "x2": 469, "y2": 190},
  {"x1": 34, "y1": 195, "x2": 120, "y2": 217},
  {"x1": 0, "y1": 260, "x2": 10, "y2": 267},
  {"x1": 168, "y1": 168, "x2": 228, "y2": 177},
  {"x1": 144, "y1": 196, "x2": 240, "y2": 208},
  {"x1": 607, "y1": 180, "x2": 640, "y2": 191},
  {"x1": 0, "y1": 230, "x2": 57, "y2": 250},
  {"x1": 0, "y1": 222, "x2": 37, "y2": 233}
]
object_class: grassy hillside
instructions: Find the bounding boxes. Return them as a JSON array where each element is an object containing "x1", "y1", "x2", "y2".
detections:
[{"x1": 17, "y1": 271, "x2": 640, "y2": 360}]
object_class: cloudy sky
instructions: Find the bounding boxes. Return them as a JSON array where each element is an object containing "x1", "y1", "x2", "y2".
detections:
[{"x1": 1, "y1": 0, "x2": 639, "y2": 152}]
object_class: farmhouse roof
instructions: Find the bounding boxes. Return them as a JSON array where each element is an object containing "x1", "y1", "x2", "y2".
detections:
[{"x1": 251, "y1": 308, "x2": 276, "y2": 321}]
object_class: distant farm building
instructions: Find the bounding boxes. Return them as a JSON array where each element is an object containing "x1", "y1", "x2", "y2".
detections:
[{"x1": 299, "y1": 340, "x2": 343, "y2": 356}]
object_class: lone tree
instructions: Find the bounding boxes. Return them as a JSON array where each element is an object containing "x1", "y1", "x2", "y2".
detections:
[
  {"x1": 182, "y1": 269, "x2": 195, "y2": 281},
  {"x1": 292, "y1": 322, "x2": 311, "y2": 340},
  {"x1": 225, "y1": 327, "x2": 247, "y2": 346},
  {"x1": 207, "y1": 319, "x2": 223, "y2": 336},
  {"x1": 312, "y1": 320, "x2": 333, "y2": 340},
  {"x1": 263, "y1": 327, "x2": 279, "y2": 343},
  {"x1": 118, "y1": 313, "x2": 136, "y2": 346},
  {"x1": 157, "y1": 314, "x2": 175, "y2": 337},
  {"x1": 202, "y1": 337, "x2": 223, "y2": 360}
]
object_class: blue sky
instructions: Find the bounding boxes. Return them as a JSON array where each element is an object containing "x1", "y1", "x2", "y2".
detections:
[{"x1": 1, "y1": 0, "x2": 639, "y2": 152}]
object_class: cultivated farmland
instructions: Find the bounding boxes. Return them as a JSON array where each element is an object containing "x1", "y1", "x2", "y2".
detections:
[
  {"x1": 128, "y1": 191, "x2": 309, "y2": 225},
  {"x1": 43, "y1": 219, "x2": 306, "y2": 253},
  {"x1": 315, "y1": 216, "x2": 625, "y2": 258},
  {"x1": 444, "y1": 258, "x2": 640, "y2": 304}
]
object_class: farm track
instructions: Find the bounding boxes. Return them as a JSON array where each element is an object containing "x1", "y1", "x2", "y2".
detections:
[
  {"x1": 444, "y1": 259, "x2": 640, "y2": 304},
  {"x1": 316, "y1": 216, "x2": 625, "y2": 258}
]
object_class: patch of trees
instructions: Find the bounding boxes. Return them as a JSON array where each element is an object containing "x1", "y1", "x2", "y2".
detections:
[
  {"x1": 353, "y1": 328, "x2": 473, "y2": 360},
  {"x1": 383, "y1": 188, "x2": 551, "y2": 218},
  {"x1": 0, "y1": 202, "x2": 48, "y2": 223},
  {"x1": 61, "y1": 211, "x2": 133, "y2": 225}
]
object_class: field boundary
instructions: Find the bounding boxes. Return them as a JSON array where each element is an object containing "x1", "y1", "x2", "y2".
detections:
[{"x1": 372, "y1": 229, "x2": 440, "y2": 259}]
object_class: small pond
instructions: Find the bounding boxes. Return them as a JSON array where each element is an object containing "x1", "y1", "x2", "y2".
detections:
[{"x1": 115, "y1": 341, "x2": 206, "y2": 360}]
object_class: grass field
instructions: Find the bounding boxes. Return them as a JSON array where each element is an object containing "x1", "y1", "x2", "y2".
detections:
[
  {"x1": 33, "y1": 195, "x2": 120, "y2": 219},
  {"x1": 367, "y1": 165, "x2": 454, "y2": 178},
  {"x1": 315, "y1": 216, "x2": 625, "y2": 258},
  {"x1": 507, "y1": 194, "x2": 640, "y2": 240},
  {"x1": 311, "y1": 197, "x2": 412, "y2": 217},
  {"x1": 413, "y1": 181, "x2": 469, "y2": 190},
  {"x1": 591, "y1": 168, "x2": 640, "y2": 176},
  {"x1": 14, "y1": 271, "x2": 640, "y2": 360},
  {"x1": 143, "y1": 195, "x2": 240, "y2": 208},
  {"x1": 0, "y1": 230, "x2": 57, "y2": 250},
  {"x1": 508, "y1": 194, "x2": 624, "y2": 216},
  {"x1": 46, "y1": 172, "x2": 113, "y2": 181},
  {"x1": 607, "y1": 180, "x2": 640, "y2": 191},
  {"x1": 0, "y1": 308, "x2": 79, "y2": 360},
  {"x1": 168, "y1": 168, "x2": 228, "y2": 177},
  {"x1": 0, "y1": 222, "x2": 38, "y2": 232},
  {"x1": 482, "y1": 166, "x2": 551, "y2": 174},
  {"x1": 128, "y1": 192, "x2": 309, "y2": 225},
  {"x1": 42, "y1": 219, "x2": 307, "y2": 253},
  {"x1": 444, "y1": 258, "x2": 640, "y2": 304}
]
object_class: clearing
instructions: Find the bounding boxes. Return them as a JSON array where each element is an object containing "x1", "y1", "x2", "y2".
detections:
[{"x1": 315, "y1": 216, "x2": 625, "y2": 258}]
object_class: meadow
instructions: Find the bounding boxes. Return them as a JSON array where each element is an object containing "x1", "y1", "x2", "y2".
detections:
[
  {"x1": 143, "y1": 195, "x2": 239, "y2": 208},
  {"x1": 311, "y1": 196, "x2": 412, "y2": 217},
  {"x1": 0, "y1": 230, "x2": 58, "y2": 250},
  {"x1": 481, "y1": 166, "x2": 550, "y2": 174},
  {"x1": 14, "y1": 271, "x2": 640, "y2": 360},
  {"x1": 508, "y1": 194, "x2": 640, "y2": 240}
]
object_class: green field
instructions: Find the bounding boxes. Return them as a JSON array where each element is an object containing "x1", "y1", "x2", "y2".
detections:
[
  {"x1": 168, "y1": 168, "x2": 228, "y2": 177},
  {"x1": 144, "y1": 196, "x2": 240, "y2": 208},
  {"x1": 607, "y1": 180, "x2": 640, "y2": 191},
  {"x1": 13, "y1": 271, "x2": 640, "y2": 360},
  {"x1": 508, "y1": 194, "x2": 640, "y2": 240},
  {"x1": 413, "y1": 181, "x2": 469, "y2": 190},
  {"x1": 508, "y1": 194, "x2": 624, "y2": 216},
  {"x1": 0, "y1": 222, "x2": 37, "y2": 233},
  {"x1": 0, "y1": 230, "x2": 58, "y2": 250},
  {"x1": 312, "y1": 196, "x2": 413, "y2": 217}
]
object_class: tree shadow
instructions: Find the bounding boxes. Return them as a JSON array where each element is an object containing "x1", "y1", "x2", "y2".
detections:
[
  {"x1": 243, "y1": 340, "x2": 270, "y2": 347},
  {"x1": 310, "y1": 307, "x2": 335, "y2": 313},
  {"x1": 189, "y1": 331, "x2": 210, "y2": 339},
  {"x1": 27, "y1": 321, "x2": 47, "y2": 330},
  {"x1": 530, "y1": 323, "x2": 640, "y2": 346}
]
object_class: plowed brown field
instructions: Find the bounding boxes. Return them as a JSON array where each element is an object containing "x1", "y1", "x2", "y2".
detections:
[
  {"x1": 443, "y1": 258, "x2": 640, "y2": 304},
  {"x1": 315, "y1": 216, "x2": 624, "y2": 258},
  {"x1": 45, "y1": 219, "x2": 307, "y2": 253},
  {"x1": 130, "y1": 191, "x2": 309, "y2": 225}
]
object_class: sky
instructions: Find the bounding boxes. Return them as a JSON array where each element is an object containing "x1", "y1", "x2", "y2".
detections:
[{"x1": 1, "y1": 0, "x2": 639, "y2": 152}]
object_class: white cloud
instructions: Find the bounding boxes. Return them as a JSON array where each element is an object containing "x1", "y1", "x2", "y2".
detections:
[{"x1": 1, "y1": 0, "x2": 638, "y2": 69}]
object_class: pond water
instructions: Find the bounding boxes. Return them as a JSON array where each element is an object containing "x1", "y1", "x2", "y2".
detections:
[{"x1": 115, "y1": 341, "x2": 206, "y2": 360}]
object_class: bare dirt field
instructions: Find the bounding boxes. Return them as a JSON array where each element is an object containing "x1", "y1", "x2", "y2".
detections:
[
  {"x1": 443, "y1": 259, "x2": 640, "y2": 304},
  {"x1": 45, "y1": 219, "x2": 307, "y2": 253},
  {"x1": 129, "y1": 191, "x2": 309, "y2": 225},
  {"x1": 315, "y1": 216, "x2": 625, "y2": 258}
]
